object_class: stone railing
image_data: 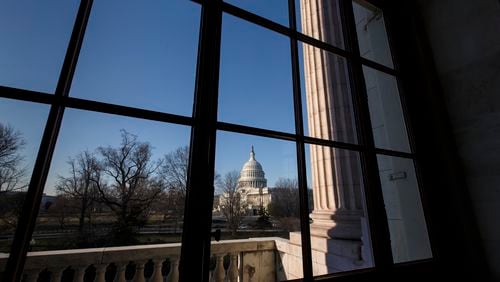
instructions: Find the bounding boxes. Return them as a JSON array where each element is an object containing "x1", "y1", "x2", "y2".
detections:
[{"x1": 0, "y1": 238, "x2": 280, "y2": 282}]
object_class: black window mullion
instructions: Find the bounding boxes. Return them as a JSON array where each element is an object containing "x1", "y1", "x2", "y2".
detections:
[
  {"x1": 222, "y1": 1, "x2": 292, "y2": 38},
  {"x1": 3, "y1": 1, "x2": 94, "y2": 281},
  {"x1": 64, "y1": 96, "x2": 194, "y2": 127},
  {"x1": 373, "y1": 147, "x2": 414, "y2": 159},
  {"x1": 288, "y1": 0, "x2": 313, "y2": 281},
  {"x1": 359, "y1": 56, "x2": 398, "y2": 76},
  {"x1": 178, "y1": 0, "x2": 222, "y2": 281},
  {"x1": 339, "y1": 0, "x2": 394, "y2": 272},
  {"x1": 0, "y1": 86, "x2": 55, "y2": 106},
  {"x1": 217, "y1": 121, "x2": 298, "y2": 142}
]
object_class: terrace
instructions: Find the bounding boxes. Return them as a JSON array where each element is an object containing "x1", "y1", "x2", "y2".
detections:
[{"x1": 0, "y1": 237, "x2": 309, "y2": 282}]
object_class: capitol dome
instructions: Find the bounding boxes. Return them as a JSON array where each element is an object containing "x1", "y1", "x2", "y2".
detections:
[{"x1": 238, "y1": 146, "x2": 267, "y2": 189}]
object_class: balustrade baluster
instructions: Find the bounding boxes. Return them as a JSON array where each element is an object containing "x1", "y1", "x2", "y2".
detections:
[
  {"x1": 151, "y1": 259, "x2": 164, "y2": 282},
  {"x1": 168, "y1": 257, "x2": 179, "y2": 282},
  {"x1": 209, "y1": 269, "x2": 214, "y2": 282},
  {"x1": 49, "y1": 267, "x2": 63, "y2": 282},
  {"x1": 23, "y1": 269, "x2": 40, "y2": 282},
  {"x1": 213, "y1": 254, "x2": 226, "y2": 282},
  {"x1": 133, "y1": 260, "x2": 146, "y2": 282},
  {"x1": 227, "y1": 253, "x2": 239, "y2": 282},
  {"x1": 94, "y1": 264, "x2": 107, "y2": 282},
  {"x1": 115, "y1": 263, "x2": 127, "y2": 282},
  {"x1": 73, "y1": 266, "x2": 87, "y2": 282},
  {"x1": 4, "y1": 239, "x2": 276, "y2": 282}
]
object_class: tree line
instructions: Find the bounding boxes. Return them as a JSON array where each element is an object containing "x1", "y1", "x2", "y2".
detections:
[
  {"x1": 0, "y1": 123, "x2": 27, "y2": 234},
  {"x1": 0, "y1": 125, "x2": 189, "y2": 246},
  {"x1": 51, "y1": 130, "x2": 189, "y2": 245},
  {"x1": 0, "y1": 123, "x2": 308, "y2": 248}
]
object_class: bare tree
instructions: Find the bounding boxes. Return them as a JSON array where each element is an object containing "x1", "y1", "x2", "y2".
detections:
[
  {"x1": 269, "y1": 178, "x2": 300, "y2": 218},
  {"x1": 161, "y1": 146, "x2": 188, "y2": 193},
  {"x1": 268, "y1": 178, "x2": 300, "y2": 231},
  {"x1": 0, "y1": 191, "x2": 25, "y2": 233},
  {"x1": 47, "y1": 195, "x2": 72, "y2": 231},
  {"x1": 55, "y1": 150, "x2": 101, "y2": 235},
  {"x1": 92, "y1": 130, "x2": 163, "y2": 243},
  {"x1": 0, "y1": 123, "x2": 27, "y2": 233},
  {"x1": 159, "y1": 146, "x2": 189, "y2": 232},
  {"x1": 0, "y1": 123, "x2": 27, "y2": 195},
  {"x1": 218, "y1": 171, "x2": 246, "y2": 236}
]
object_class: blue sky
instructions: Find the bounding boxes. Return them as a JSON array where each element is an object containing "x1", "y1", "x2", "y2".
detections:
[{"x1": 0, "y1": 0, "x2": 312, "y2": 195}]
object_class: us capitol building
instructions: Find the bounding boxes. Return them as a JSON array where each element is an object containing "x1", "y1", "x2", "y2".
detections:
[
  {"x1": 214, "y1": 146, "x2": 272, "y2": 215},
  {"x1": 237, "y1": 146, "x2": 271, "y2": 215}
]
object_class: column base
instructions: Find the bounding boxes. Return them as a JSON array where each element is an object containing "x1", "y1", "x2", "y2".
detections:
[
  {"x1": 288, "y1": 210, "x2": 370, "y2": 275},
  {"x1": 309, "y1": 210, "x2": 363, "y2": 240},
  {"x1": 287, "y1": 231, "x2": 367, "y2": 276},
  {"x1": 276, "y1": 210, "x2": 372, "y2": 277}
]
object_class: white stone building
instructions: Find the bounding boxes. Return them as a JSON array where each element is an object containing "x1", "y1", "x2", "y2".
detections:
[{"x1": 237, "y1": 146, "x2": 271, "y2": 215}]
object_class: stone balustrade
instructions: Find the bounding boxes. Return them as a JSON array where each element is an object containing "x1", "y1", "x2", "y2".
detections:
[{"x1": 0, "y1": 238, "x2": 281, "y2": 282}]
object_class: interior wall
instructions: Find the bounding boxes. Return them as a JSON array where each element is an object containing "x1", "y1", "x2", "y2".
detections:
[{"x1": 417, "y1": 0, "x2": 500, "y2": 280}]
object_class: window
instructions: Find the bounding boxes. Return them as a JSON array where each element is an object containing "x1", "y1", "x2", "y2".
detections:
[{"x1": 0, "y1": 0, "x2": 433, "y2": 281}]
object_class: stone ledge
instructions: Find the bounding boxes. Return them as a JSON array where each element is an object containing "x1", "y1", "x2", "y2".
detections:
[{"x1": 0, "y1": 238, "x2": 279, "y2": 272}]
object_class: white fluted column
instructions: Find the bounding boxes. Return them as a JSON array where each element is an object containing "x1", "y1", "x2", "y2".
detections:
[{"x1": 301, "y1": 0, "x2": 364, "y2": 241}]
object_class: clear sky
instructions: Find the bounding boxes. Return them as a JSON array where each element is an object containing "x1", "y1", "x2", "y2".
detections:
[{"x1": 0, "y1": 0, "x2": 312, "y2": 196}]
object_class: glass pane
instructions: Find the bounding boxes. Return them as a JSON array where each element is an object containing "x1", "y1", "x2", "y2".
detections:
[
  {"x1": 299, "y1": 42, "x2": 358, "y2": 144},
  {"x1": 0, "y1": 0, "x2": 79, "y2": 93},
  {"x1": 353, "y1": 0, "x2": 394, "y2": 68},
  {"x1": 27, "y1": 109, "x2": 190, "y2": 279},
  {"x1": 218, "y1": 14, "x2": 295, "y2": 133},
  {"x1": 363, "y1": 66, "x2": 410, "y2": 153},
  {"x1": 212, "y1": 131, "x2": 303, "y2": 280},
  {"x1": 0, "y1": 99, "x2": 49, "y2": 271},
  {"x1": 376, "y1": 155, "x2": 432, "y2": 263},
  {"x1": 224, "y1": 0, "x2": 289, "y2": 26},
  {"x1": 70, "y1": 0, "x2": 200, "y2": 116},
  {"x1": 305, "y1": 144, "x2": 373, "y2": 275},
  {"x1": 296, "y1": 0, "x2": 345, "y2": 49}
]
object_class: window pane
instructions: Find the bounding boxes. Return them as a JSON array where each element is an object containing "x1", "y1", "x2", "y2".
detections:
[
  {"x1": 376, "y1": 155, "x2": 432, "y2": 263},
  {"x1": 0, "y1": 98, "x2": 49, "y2": 271},
  {"x1": 224, "y1": 0, "x2": 289, "y2": 26},
  {"x1": 353, "y1": 0, "x2": 394, "y2": 68},
  {"x1": 296, "y1": 0, "x2": 345, "y2": 49},
  {"x1": 213, "y1": 131, "x2": 304, "y2": 280},
  {"x1": 218, "y1": 14, "x2": 295, "y2": 133},
  {"x1": 70, "y1": 0, "x2": 200, "y2": 116},
  {"x1": 0, "y1": 0, "x2": 79, "y2": 93},
  {"x1": 305, "y1": 144, "x2": 373, "y2": 275},
  {"x1": 363, "y1": 66, "x2": 410, "y2": 153},
  {"x1": 299, "y1": 42, "x2": 358, "y2": 144},
  {"x1": 27, "y1": 109, "x2": 190, "y2": 279}
]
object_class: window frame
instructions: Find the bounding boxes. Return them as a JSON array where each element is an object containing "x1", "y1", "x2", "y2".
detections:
[{"x1": 0, "y1": 0, "x2": 437, "y2": 281}]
